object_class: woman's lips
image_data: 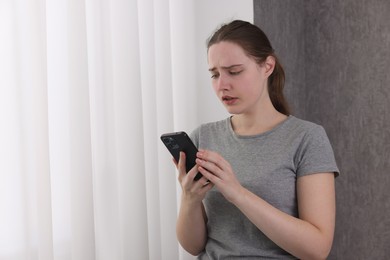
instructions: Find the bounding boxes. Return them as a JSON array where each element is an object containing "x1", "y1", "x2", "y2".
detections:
[{"x1": 222, "y1": 96, "x2": 238, "y2": 105}]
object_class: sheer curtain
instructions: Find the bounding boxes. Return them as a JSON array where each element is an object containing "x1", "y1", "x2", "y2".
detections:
[
  {"x1": 0, "y1": 0, "x2": 252, "y2": 259},
  {"x1": 0, "y1": 0, "x2": 198, "y2": 259}
]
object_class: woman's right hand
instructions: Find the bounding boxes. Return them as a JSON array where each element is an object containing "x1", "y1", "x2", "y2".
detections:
[
  {"x1": 174, "y1": 152, "x2": 214, "y2": 204},
  {"x1": 174, "y1": 152, "x2": 211, "y2": 255}
]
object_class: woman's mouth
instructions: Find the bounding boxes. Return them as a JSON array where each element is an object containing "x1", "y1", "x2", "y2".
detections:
[{"x1": 222, "y1": 96, "x2": 238, "y2": 105}]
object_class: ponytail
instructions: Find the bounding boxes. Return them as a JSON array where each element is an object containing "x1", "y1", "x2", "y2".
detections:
[{"x1": 268, "y1": 56, "x2": 290, "y2": 115}]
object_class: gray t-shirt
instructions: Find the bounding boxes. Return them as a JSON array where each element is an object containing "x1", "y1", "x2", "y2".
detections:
[{"x1": 190, "y1": 116, "x2": 339, "y2": 259}]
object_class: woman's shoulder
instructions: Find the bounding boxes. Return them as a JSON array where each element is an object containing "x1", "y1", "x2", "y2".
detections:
[
  {"x1": 193, "y1": 117, "x2": 230, "y2": 134},
  {"x1": 190, "y1": 117, "x2": 230, "y2": 144},
  {"x1": 286, "y1": 115, "x2": 326, "y2": 134}
]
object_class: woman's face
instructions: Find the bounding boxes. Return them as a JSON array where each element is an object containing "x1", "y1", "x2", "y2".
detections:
[{"x1": 207, "y1": 41, "x2": 273, "y2": 116}]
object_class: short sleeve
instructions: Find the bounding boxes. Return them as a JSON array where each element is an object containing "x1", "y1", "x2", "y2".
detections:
[{"x1": 295, "y1": 125, "x2": 339, "y2": 177}]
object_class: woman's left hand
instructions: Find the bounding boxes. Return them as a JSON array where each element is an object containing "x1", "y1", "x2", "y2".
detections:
[{"x1": 196, "y1": 149, "x2": 244, "y2": 203}]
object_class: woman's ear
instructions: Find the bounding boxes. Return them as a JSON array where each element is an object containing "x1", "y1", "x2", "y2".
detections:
[{"x1": 264, "y1": 56, "x2": 276, "y2": 77}]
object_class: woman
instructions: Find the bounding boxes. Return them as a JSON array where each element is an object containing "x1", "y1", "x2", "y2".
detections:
[{"x1": 174, "y1": 20, "x2": 339, "y2": 259}]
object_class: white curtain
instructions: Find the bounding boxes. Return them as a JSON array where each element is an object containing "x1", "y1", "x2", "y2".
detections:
[
  {"x1": 0, "y1": 0, "x2": 252, "y2": 259},
  {"x1": 0, "y1": 0, "x2": 199, "y2": 259}
]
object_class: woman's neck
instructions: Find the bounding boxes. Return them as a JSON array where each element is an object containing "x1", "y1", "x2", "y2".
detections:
[{"x1": 231, "y1": 108, "x2": 288, "y2": 136}]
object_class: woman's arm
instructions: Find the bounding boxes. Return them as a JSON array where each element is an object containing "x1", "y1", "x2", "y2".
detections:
[
  {"x1": 234, "y1": 173, "x2": 335, "y2": 260},
  {"x1": 176, "y1": 197, "x2": 208, "y2": 255},
  {"x1": 196, "y1": 150, "x2": 336, "y2": 260},
  {"x1": 175, "y1": 152, "x2": 213, "y2": 256}
]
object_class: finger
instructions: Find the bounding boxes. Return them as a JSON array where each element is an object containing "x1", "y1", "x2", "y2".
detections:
[
  {"x1": 178, "y1": 152, "x2": 186, "y2": 170},
  {"x1": 177, "y1": 152, "x2": 187, "y2": 181},
  {"x1": 186, "y1": 164, "x2": 200, "y2": 181},
  {"x1": 201, "y1": 181, "x2": 215, "y2": 193},
  {"x1": 192, "y1": 176, "x2": 209, "y2": 188},
  {"x1": 196, "y1": 158, "x2": 223, "y2": 178},
  {"x1": 197, "y1": 150, "x2": 230, "y2": 170},
  {"x1": 198, "y1": 166, "x2": 221, "y2": 184},
  {"x1": 192, "y1": 175, "x2": 213, "y2": 193}
]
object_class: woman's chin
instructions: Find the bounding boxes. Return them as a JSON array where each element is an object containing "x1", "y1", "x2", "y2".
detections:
[{"x1": 225, "y1": 107, "x2": 242, "y2": 115}]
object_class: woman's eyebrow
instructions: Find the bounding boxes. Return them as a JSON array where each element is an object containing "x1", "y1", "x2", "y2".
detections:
[{"x1": 208, "y1": 64, "x2": 244, "y2": 72}]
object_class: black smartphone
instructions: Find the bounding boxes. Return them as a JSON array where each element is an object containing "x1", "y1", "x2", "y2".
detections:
[{"x1": 160, "y1": 131, "x2": 202, "y2": 181}]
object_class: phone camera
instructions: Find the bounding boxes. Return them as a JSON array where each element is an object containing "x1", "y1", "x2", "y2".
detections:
[{"x1": 163, "y1": 137, "x2": 172, "y2": 144}]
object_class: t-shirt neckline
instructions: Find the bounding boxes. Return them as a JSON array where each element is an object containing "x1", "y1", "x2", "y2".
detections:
[{"x1": 227, "y1": 115, "x2": 294, "y2": 139}]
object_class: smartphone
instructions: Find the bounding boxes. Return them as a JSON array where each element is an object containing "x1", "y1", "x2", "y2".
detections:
[{"x1": 160, "y1": 131, "x2": 202, "y2": 181}]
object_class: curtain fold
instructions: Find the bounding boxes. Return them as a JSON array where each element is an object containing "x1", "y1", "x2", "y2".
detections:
[
  {"x1": 138, "y1": 0, "x2": 162, "y2": 259},
  {"x1": 16, "y1": 0, "x2": 53, "y2": 259}
]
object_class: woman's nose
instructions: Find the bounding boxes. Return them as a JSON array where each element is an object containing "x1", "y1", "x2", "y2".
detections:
[{"x1": 216, "y1": 74, "x2": 230, "y2": 90}]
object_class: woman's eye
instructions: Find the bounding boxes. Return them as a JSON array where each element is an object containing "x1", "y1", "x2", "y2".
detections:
[
  {"x1": 211, "y1": 74, "x2": 219, "y2": 79},
  {"x1": 230, "y1": 70, "x2": 242, "y2": 75}
]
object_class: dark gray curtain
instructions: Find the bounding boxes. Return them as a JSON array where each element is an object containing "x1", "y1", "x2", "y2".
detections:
[{"x1": 254, "y1": 1, "x2": 390, "y2": 259}]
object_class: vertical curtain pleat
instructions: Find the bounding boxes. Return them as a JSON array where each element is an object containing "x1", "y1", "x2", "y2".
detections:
[
  {"x1": 111, "y1": 0, "x2": 149, "y2": 259},
  {"x1": 46, "y1": 0, "x2": 72, "y2": 259},
  {"x1": 169, "y1": 0, "x2": 198, "y2": 131},
  {"x1": 138, "y1": 0, "x2": 162, "y2": 259},
  {"x1": 15, "y1": 0, "x2": 53, "y2": 259},
  {"x1": 47, "y1": 0, "x2": 96, "y2": 259},
  {"x1": 67, "y1": 0, "x2": 96, "y2": 259},
  {"x1": 85, "y1": 0, "x2": 122, "y2": 259},
  {"x1": 0, "y1": 1, "x2": 25, "y2": 260},
  {"x1": 168, "y1": 1, "x2": 198, "y2": 257}
]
